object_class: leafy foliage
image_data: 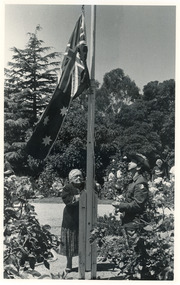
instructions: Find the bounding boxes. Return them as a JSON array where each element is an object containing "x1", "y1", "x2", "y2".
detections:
[
  {"x1": 4, "y1": 25, "x2": 175, "y2": 198},
  {"x1": 102, "y1": 68, "x2": 140, "y2": 112},
  {"x1": 90, "y1": 178, "x2": 174, "y2": 280},
  {"x1": 4, "y1": 175, "x2": 60, "y2": 279}
]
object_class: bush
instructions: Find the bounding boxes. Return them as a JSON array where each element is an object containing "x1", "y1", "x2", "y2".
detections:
[
  {"x1": 90, "y1": 178, "x2": 174, "y2": 280},
  {"x1": 4, "y1": 175, "x2": 60, "y2": 279},
  {"x1": 102, "y1": 161, "x2": 132, "y2": 199}
]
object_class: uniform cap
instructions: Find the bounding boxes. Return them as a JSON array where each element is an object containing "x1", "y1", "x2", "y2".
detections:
[{"x1": 129, "y1": 153, "x2": 150, "y2": 171}]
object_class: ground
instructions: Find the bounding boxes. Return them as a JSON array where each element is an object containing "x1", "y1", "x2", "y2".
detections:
[{"x1": 29, "y1": 250, "x2": 123, "y2": 280}]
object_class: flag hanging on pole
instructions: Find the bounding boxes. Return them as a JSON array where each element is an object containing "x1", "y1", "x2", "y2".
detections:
[{"x1": 26, "y1": 14, "x2": 90, "y2": 160}]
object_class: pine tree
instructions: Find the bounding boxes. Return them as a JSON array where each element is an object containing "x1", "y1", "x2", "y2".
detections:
[{"x1": 4, "y1": 25, "x2": 61, "y2": 172}]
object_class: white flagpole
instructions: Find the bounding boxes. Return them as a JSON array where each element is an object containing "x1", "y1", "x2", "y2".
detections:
[{"x1": 86, "y1": 5, "x2": 97, "y2": 279}]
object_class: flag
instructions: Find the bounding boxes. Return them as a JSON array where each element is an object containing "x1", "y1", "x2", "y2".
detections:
[{"x1": 26, "y1": 14, "x2": 90, "y2": 160}]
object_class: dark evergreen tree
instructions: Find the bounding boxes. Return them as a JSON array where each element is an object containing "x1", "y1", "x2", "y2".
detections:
[{"x1": 4, "y1": 25, "x2": 61, "y2": 173}]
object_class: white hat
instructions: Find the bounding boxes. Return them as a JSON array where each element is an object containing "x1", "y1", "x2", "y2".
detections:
[{"x1": 68, "y1": 169, "x2": 82, "y2": 181}]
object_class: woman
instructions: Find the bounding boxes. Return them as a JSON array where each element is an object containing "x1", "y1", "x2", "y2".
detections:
[
  {"x1": 152, "y1": 159, "x2": 166, "y2": 181},
  {"x1": 60, "y1": 169, "x2": 85, "y2": 273}
]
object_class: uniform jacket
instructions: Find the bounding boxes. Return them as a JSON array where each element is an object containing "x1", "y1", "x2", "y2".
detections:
[
  {"x1": 118, "y1": 173, "x2": 149, "y2": 225},
  {"x1": 61, "y1": 183, "x2": 84, "y2": 231}
]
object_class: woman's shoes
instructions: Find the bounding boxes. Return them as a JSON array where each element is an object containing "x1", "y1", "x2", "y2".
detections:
[
  {"x1": 62, "y1": 268, "x2": 72, "y2": 279},
  {"x1": 65, "y1": 268, "x2": 72, "y2": 273}
]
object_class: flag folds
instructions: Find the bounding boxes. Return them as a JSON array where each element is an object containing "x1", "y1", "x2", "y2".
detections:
[{"x1": 26, "y1": 14, "x2": 90, "y2": 160}]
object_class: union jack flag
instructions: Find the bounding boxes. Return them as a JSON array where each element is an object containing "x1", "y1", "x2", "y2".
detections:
[{"x1": 26, "y1": 14, "x2": 90, "y2": 160}]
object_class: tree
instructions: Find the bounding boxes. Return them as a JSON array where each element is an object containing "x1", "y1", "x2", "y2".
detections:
[
  {"x1": 143, "y1": 80, "x2": 175, "y2": 164},
  {"x1": 102, "y1": 68, "x2": 141, "y2": 114},
  {"x1": 143, "y1": 81, "x2": 159, "y2": 101},
  {"x1": 4, "y1": 25, "x2": 61, "y2": 173},
  {"x1": 5, "y1": 25, "x2": 61, "y2": 124}
]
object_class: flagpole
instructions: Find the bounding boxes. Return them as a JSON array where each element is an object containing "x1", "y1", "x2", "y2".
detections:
[{"x1": 86, "y1": 5, "x2": 97, "y2": 279}]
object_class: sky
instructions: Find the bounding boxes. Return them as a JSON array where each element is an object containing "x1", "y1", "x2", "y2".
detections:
[{"x1": 3, "y1": 1, "x2": 176, "y2": 92}]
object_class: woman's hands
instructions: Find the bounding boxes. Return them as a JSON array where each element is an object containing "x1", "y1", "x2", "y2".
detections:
[{"x1": 74, "y1": 194, "x2": 80, "y2": 202}]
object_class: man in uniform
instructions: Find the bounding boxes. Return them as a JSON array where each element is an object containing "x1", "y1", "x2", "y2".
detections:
[{"x1": 112, "y1": 153, "x2": 150, "y2": 228}]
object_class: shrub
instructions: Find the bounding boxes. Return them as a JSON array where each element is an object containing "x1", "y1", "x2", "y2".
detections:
[
  {"x1": 4, "y1": 175, "x2": 60, "y2": 279},
  {"x1": 90, "y1": 178, "x2": 174, "y2": 280}
]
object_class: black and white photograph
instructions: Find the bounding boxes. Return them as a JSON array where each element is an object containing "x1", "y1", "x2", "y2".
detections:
[{"x1": 2, "y1": 0, "x2": 179, "y2": 281}]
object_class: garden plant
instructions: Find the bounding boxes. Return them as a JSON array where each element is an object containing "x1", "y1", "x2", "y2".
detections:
[
  {"x1": 4, "y1": 175, "x2": 60, "y2": 279},
  {"x1": 90, "y1": 177, "x2": 174, "y2": 280}
]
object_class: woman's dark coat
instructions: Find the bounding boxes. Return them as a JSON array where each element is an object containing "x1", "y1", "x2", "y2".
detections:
[{"x1": 61, "y1": 183, "x2": 84, "y2": 231}]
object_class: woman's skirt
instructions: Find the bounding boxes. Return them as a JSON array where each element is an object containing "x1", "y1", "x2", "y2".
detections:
[{"x1": 60, "y1": 227, "x2": 78, "y2": 257}]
